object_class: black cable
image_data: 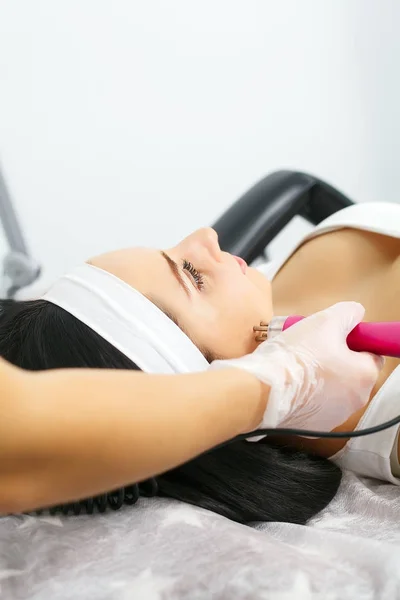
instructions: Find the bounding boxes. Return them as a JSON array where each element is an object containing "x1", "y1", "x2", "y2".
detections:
[
  {"x1": 229, "y1": 413, "x2": 400, "y2": 443},
  {"x1": 34, "y1": 412, "x2": 400, "y2": 516}
]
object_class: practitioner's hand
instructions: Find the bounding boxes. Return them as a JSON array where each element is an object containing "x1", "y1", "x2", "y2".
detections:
[{"x1": 210, "y1": 302, "x2": 383, "y2": 431}]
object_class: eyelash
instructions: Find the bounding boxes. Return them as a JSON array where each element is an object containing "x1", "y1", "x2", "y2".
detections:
[{"x1": 182, "y1": 260, "x2": 204, "y2": 290}]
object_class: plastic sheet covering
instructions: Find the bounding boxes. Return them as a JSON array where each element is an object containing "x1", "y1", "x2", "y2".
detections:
[{"x1": 0, "y1": 470, "x2": 399, "y2": 599}]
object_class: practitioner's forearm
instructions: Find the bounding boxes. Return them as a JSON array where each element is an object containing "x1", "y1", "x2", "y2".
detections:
[{"x1": 0, "y1": 366, "x2": 267, "y2": 512}]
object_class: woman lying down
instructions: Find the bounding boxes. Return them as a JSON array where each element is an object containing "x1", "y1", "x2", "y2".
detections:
[{"x1": 0, "y1": 200, "x2": 398, "y2": 525}]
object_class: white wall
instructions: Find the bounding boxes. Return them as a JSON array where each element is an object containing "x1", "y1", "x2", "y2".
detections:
[{"x1": 0, "y1": 0, "x2": 399, "y2": 293}]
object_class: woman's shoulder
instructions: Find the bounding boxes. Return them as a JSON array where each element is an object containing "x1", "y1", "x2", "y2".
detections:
[{"x1": 256, "y1": 202, "x2": 400, "y2": 282}]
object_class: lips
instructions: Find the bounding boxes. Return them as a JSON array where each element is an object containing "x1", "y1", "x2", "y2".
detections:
[{"x1": 233, "y1": 255, "x2": 247, "y2": 274}]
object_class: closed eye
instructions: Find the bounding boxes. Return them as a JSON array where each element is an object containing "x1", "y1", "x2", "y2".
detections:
[{"x1": 182, "y1": 260, "x2": 204, "y2": 290}]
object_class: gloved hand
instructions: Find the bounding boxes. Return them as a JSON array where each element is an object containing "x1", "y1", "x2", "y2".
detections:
[{"x1": 210, "y1": 302, "x2": 384, "y2": 432}]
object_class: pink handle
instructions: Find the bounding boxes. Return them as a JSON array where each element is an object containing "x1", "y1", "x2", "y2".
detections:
[{"x1": 283, "y1": 316, "x2": 400, "y2": 359}]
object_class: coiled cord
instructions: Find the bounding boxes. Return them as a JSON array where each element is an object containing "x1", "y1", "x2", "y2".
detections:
[{"x1": 34, "y1": 479, "x2": 158, "y2": 516}]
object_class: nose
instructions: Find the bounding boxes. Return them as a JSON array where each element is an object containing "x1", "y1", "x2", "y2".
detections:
[{"x1": 196, "y1": 227, "x2": 222, "y2": 262}]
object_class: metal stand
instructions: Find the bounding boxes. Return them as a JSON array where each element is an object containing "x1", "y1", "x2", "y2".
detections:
[{"x1": 0, "y1": 165, "x2": 40, "y2": 298}]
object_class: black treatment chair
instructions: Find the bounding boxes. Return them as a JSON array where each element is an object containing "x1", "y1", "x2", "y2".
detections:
[{"x1": 212, "y1": 170, "x2": 355, "y2": 263}]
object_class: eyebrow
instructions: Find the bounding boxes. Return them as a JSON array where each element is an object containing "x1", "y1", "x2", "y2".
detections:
[{"x1": 160, "y1": 251, "x2": 191, "y2": 297}]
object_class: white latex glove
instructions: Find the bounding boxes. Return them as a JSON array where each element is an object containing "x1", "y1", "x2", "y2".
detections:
[{"x1": 210, "y1": 302, "x2": 383, "y2": 432}]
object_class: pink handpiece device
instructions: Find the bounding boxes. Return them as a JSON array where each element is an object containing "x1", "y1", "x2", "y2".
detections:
[{"x1": 275, "y1": 316, "x2": 400, "y2": 358}]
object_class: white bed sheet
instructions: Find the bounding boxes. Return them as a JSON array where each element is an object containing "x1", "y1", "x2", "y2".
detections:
[{"x1": 0, "y1": 470, "x2": 399, "y2": 599}]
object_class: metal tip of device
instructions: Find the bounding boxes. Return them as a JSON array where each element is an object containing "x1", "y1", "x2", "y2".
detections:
[{"x1": 253, "y1": 321, "x2": 268, "y2": 342}]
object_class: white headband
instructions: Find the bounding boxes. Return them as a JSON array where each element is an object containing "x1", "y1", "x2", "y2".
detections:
[{"x1": 42, "y1": 263, "x2": 209, "y2": 374}]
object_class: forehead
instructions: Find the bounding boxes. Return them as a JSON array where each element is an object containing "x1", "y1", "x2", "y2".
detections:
[{"x1": 88, "y1": 246, "x2": 177, "y2": 297}]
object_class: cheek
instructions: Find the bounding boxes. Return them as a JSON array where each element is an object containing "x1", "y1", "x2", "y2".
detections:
[
  {"x1": 216, "y1": 269, "x2": 272, "y2": 320},
  {"x1": 192, "y1": 273, "x2": 272, "y2": 358}
]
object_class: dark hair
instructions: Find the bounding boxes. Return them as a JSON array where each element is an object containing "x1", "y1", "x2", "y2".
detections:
[{"x1": 0, "y1": 299, "x2": 341, "y2": 524}]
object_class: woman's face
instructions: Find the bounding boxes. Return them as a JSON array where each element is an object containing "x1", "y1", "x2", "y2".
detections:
[{"x1": 89, "y1": 228, "x2": 273, "y2": 360}]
